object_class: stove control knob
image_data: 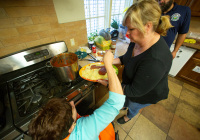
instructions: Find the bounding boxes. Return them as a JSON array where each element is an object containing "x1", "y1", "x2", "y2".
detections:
[
  {"x1": 78, "y1": 88, "x2": 82, "y2": 93},
  {"x1": 84, "y1": 84, "x2": 88, "y2": 88}
]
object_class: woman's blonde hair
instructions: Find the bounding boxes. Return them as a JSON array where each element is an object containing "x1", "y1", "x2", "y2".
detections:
[{"x1": 123, "y1": 0, "x2": 173, "y2": 36}]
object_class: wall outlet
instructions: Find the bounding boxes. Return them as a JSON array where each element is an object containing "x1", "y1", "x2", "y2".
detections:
[{"x1": 70, "y1": 38, "x2": 75, "y2": 46}]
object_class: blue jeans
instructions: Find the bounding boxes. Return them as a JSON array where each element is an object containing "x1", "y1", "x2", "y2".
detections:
[{"x1": 124, "y1": 97, "x2": 151, "y2": 119}]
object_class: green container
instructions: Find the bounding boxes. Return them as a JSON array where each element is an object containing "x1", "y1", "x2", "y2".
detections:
[
  {"x1": 94, "y1": 36, "x2": 111, "y2": 51},
  {"x1": 75, "y1": 51, "x2": 87, "y2": 59}
]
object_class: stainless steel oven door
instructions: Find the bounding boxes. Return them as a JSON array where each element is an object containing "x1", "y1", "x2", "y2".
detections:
[{"x1": 74, "y1": 86, "x2": 95, "y2": 115}]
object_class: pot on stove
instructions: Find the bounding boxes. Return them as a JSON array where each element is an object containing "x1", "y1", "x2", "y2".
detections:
[{"x1": 46, "y1": 52, "x2": 79, "y2": 82}]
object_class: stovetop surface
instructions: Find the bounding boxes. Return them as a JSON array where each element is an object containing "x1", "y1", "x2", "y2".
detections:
[
  {"x1": 8, "y1": 65, "x2": 85, "y2": 123},
  {"x1": 9, "y1": 67, "x2": 58, "y2": 117},
  {"x1": 8, "y1": 65, "x2": 84, "y2": 117}
]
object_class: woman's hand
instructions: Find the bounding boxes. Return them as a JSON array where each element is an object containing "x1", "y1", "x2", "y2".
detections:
[
  {"x1": 171, "y1": 51, "x2": 177, "y2": 59},
  {"x1": 97, "y1": 80, "x2": 108, "y2": 87},
  {"x1": 103, "y1": 50, "x2": 114, "y2": 66}
]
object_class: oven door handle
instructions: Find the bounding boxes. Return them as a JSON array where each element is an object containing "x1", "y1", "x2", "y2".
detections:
[{"x1": 75, "y1": 88, "x2": 94, "y2": 106}]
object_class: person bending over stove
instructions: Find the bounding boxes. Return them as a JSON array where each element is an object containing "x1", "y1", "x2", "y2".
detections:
[{"x1": 28, "y1": 50, "x2": 125, "y2": 140}]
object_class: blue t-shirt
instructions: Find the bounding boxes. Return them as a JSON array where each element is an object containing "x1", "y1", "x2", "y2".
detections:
[
  {"x1": 69, "y1": 91, "x2": 125, "y2": 140},
  {"x1": 162, "y1": 2, "x2": 191, "y2": 47}
]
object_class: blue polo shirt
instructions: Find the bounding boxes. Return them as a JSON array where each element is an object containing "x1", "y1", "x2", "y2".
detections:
[{"x1": 162, "y1": 2, "x2": 191, "y2": 47}]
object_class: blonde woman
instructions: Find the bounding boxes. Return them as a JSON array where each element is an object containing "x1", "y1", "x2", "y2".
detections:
[{"x1": 99, "y1": 0, "x2": 173, "y2": 124}]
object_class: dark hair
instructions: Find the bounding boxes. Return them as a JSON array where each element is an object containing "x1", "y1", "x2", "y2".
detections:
[{"x1": 28, "y1": 98, "x2": 74, "y2": 140}]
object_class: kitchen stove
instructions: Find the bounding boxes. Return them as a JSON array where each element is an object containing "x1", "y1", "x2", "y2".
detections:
[
  {"x1": 0, "y1": 42, "x2": 95, "y2": 140},
  {"x1": 9, "y1": 67, "x2": 63, "y2": 117}
]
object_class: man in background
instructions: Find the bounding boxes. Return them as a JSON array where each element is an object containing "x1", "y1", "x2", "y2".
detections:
[{"x1": 158, "y1": 0, "x2": 191, "y2": 58}]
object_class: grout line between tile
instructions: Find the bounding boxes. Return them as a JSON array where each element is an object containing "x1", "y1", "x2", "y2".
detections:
[
  {"x1": 126, "y1": 113, "x2": 142, "y2": 135},
  {"x1": 166, "y1": 83, "x2": 184, "y2": 138},
  {"x1": 124, "y1": 134, "x2": 134, "y2": 140}
]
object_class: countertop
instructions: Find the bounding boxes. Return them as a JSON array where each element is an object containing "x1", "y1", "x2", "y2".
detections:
[
  {"x1": 175, "y1": 31, "x2": 200, "y2": 50},
  {"x1": 78, "y1": 38, "x2": 199, "y2": 68},
  {"x1": 182, "y1": 40, "x2": 200, "y2": 50},
  {"x1": 78, "y1": 40, "x2": 129, "y2": 67}
]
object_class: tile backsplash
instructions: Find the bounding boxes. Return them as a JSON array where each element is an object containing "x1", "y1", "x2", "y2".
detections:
[{"x1": 0, "y1": 0, "x2": 88, "y2": 57}]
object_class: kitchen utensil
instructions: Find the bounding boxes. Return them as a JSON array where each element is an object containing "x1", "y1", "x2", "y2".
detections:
[
  {"x1": 46, "y1": 52, "x2": 79, "y2": 82},
  {"x1": 82, "y1": 59, "x2": 100, "y2": 62},
  {"x1": 79, "y1": 62, "x2": 118, "y2": 82},
  {"x1": 88, "y1": 53, "x2": 96, "y2": 60}
]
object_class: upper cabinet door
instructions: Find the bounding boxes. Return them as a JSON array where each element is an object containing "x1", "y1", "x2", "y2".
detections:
[
  {"x1": 174, "y1": 0, "x2": 200, "y2": 16},
  {"x1": 174, "y1": 0, "x2": 191, "y2": 6},
  {"x1": 188, "y1": 0, "x2": 200, "y2": 16},
  {"x1": 53, "y1": 0, "x2": 85, "y2": 23}
]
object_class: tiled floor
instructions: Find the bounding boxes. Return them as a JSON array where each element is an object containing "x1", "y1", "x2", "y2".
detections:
[{"x1": 97, "y1": 76, "x2": 200, "y2": 140}]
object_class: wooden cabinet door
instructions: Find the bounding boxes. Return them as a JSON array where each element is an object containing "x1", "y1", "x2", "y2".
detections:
[
  {"x1": 95, "y1": 83, "x2": 109, "y2": 105},
  {"x1": 174, "y1": 0, "x2": 200, "y2": 16},
  {"x1": 189, "y1": 0, "x2": 200, "y2": 16},
  {"x1": 114, "y1": 64, "x2": 124, "y2": 82},
  {"x1": 94, "y1": 64, "x2": 124, "y2": 105},
  {"x1": 178, "y1": 51, "x2": 200, "y2": 85},
  {"x1": 174, "y1": 0, "x2": 191, "y2": 6}
]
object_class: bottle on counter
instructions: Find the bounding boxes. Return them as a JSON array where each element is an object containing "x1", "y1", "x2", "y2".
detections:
[
  {"x1": 111, "y1": 40, "x2": 116, "y2": 54},
  {"x1": 92, "y1": 45, "x2": 96, "y2": 53}
]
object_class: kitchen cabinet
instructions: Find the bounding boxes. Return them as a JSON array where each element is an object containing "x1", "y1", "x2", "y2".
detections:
[
  {"x1": 53, "y1": 0, "x2": 85, "y2": 23},
  {"x1": 114, "y1": 64, "x2": 124, "y2": 82},
  {"x1": 174, "y1": 0, "x2": 200, "y2": 16},
  {"x1": 94, "y1": 64, "x2": 124, "y2": 105},
  {"x1": 177, "y1": 51, "x2": 200, "y2": 86},
  {"x1": 188, "y1": 0, "x2": 200, "y2": 16},
  {"x1": 169, "y1": 44, "x2": 196, "y2": 77},
  {"x1": 174, "y1": 0, "x2": 191, "y2": 6},
  {"x1": 95, "y1": 83, "x2": 109, "y2": 105}
]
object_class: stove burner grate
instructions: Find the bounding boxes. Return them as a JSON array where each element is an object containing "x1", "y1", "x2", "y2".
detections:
[
  {"x1": 8, "y1": 67, "x2": 85, "y2": 117},
  {"x1": 10, "y1": 69, "x2": 61, "y2": 116}
]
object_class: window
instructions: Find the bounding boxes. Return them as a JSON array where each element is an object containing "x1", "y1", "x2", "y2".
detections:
[
  {"x1": 111, "y1": 0, "x2": 133, "y2": 27},
  {"x1": 84, "y1": 0, "x2": 133, "y2": 37}
]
